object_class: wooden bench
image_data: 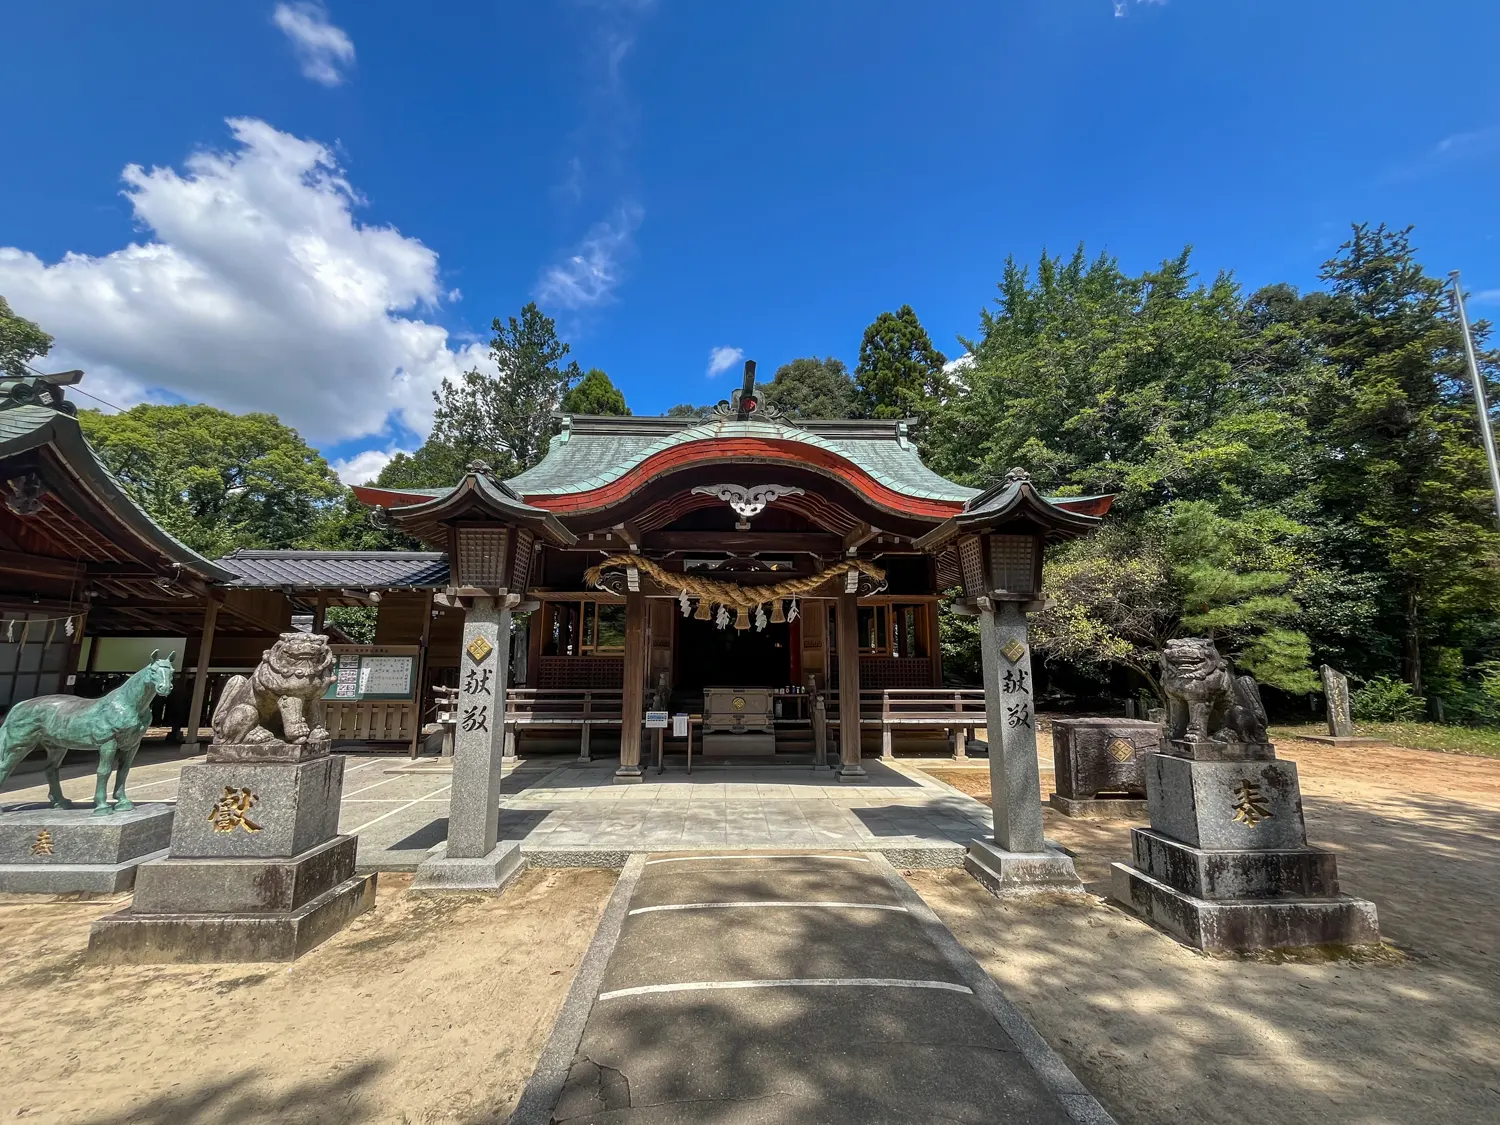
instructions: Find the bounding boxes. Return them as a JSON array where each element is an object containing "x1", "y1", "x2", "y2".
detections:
[
  {"x1": 827, "y1": 688, "x2": 986, "y2": 759},
  {"x1": 503, "y1": 688, "x2": 624, "y2": 761}
]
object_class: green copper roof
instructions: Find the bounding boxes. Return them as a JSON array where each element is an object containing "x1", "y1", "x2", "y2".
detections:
[
  {"x1": 0, "y1": 402, "x2": 234, "y2": 582},
  {"x1": 505, "y1": 414, "x2": 980, "y2": 504}
]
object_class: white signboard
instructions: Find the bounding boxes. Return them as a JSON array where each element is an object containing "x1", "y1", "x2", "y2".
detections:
[
  {"x1": 645, "y1": 710, "x2": 669, "y2": 729},
  {"x1": 672, "y1": 713, "x2": 689, "y2": 738},
  {"x1": 358, "y1": 655, "x2": 414, "y2": 697}
]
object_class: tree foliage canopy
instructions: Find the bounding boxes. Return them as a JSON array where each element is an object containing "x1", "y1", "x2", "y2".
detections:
[
  {"x1": 560, "y1": 368, "x2": 630, "y2": 416},
  {"x1": 758, "y1": 356, "x2": 860, "y2": 419},
  {"x1": 0, "y1": 296, "x2": 53, "y2": 378},
  {"x1": 854, "y1": 305, "x2": 949, "y2": 422},
  {"x1": 79, "y1": 404, "x2": 345, "y2": 557}
]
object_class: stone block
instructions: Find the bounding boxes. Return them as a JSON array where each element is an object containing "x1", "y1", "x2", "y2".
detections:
[
  {"x1": 1130, "y1": 827, "x2": 1340, "y2": 899},
  {"x1": 1145, "y1": 753, "x2": 1307, "y2": 851},
  {"x1": 1048, "y1": 794, "x2": 1149, "y2": 820},
  {"x1": 1051, "y1": 717, "x2": 1159, "y2": 800},
  {"x1": 1158, "y1": 738, "x2": 1277, "y2": 762},
  {"x1": 88, "y1": 872, "x2": 377, "y2": 963},
  {"x1": 207, "y1": 738, "x2": 331, "y2": 764},
  {"x1": 0, "y1": 803, "x2": 173, "y2": 866},
  {"x1": 169, "y1": 755, "x2": 344, "y2": 859},
  {"x1": 410, "y1": 839, "x2": 525, "y2": 893},
  {"x1": 964, "y1": 838, "x2": 1084, "y2": 896},
  {"x1": 131, "y1": 835, "x2": 357, "y2": 915},
  {"x1": 0, "y1": 850, "x2": 168, "y2": 894},
  {"x1": 1110, "y1": 862, "x2": 1379, "y2": 952}
]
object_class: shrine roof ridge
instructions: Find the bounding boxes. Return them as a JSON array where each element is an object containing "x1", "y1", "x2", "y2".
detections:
[{"x1": 506, "y1": 412, "x2": 981, "y2": 506}]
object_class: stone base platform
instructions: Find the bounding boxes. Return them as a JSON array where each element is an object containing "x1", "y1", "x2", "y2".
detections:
[
  {"x1": 1048, "y1": 793, "x2": 1149, "y2": 820},
  {"x1": 131, "y1": 835, "x2": 358, "y2": 914},
  {"x1": 1298, "y1": 735, "x2": 1387, "y2": 748},
  {"x1": 88, "y1": 872, "x2": 376, "y2": 963},
  {"x1": 1110, "y1": 863, "x2": 1379, "y2": 952},
  {"x1": 0, "y1": 803, "x2": 174, "y2": 894},
  {"x1": 964, "y1": 838, "x2": 1085, "y2": 897},
  {"x1": 410, "y1": 839, "x2": 525, "y2": 893}
]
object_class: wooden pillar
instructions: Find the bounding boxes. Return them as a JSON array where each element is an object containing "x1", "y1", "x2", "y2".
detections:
[
  {"x1": 312, "y1": 591, "x2": 328, "y2": 634},
  {"x1": 182, "y1": 598, "x2": 220, "y2": 750},
  {"x1": 836, "y1": 590, "x2": 865, "y2": 781},
  {"x1": 616, "y1": 589, "x2": 647, "y2": 783},
  {"x1": 409, "y1": 588, "x2": 433, "y2": 759}
]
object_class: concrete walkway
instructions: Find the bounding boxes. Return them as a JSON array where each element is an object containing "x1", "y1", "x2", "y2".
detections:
[{"x1": 535, "y1": 852, "x2": 1108, "y2": 1124}]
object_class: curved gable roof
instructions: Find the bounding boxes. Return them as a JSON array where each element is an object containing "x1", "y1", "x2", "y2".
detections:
[{"x1": 505, "y1": 414, "x2": 979, "y2": 514}]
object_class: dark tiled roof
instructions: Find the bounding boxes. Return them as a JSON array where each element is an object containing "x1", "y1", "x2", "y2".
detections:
[{"x1": 217, "y1": 550, "x2": 449, "y2": 589}]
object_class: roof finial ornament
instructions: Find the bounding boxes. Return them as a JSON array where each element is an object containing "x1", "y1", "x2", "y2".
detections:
[
  {"x1": 710, "y1": 359, "x2": 784, "y2": 421},
  {"x1": 466, "y1": 459, "x2": 495, "y2": 478},
  {"x1": 1004, "y1": 467, "x2": 1032, "y2": 485}
]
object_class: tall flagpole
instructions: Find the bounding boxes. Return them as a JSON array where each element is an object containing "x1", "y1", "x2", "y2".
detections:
[{"x1": 1450, "y1": 271, "x2": 1500, "y2": 529}]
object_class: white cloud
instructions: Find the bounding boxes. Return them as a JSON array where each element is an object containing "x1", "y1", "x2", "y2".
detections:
[
  {"x1": 535, "y1": 203, "x2": 643, "y2": 309},
  {"x1": 273, "y1": 2, "x2": 355, "y2": 87},
  {"x1": 0, "y1": 117, "x2": 491, "y2": 445},
  {"x1": 331, "y1": 447, "x2": 407, "y2": 485},
  {"x1": 1114, "y1": 0, "x2": 1165, "y2": 13},
  {"x1": 706, "y1": 346, "x2": 744, "y2": 378},
  {"x1": 942, "y1": 353, "x2": 975, "y2": 374}
]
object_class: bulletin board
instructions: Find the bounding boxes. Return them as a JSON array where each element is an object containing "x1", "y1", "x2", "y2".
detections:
[{"x1": 324, "y1": 645, "x2": 419, "y2": 702}]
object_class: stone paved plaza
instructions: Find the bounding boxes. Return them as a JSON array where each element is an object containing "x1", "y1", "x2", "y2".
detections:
[{"x1": 0, "y1": 747, "x2": 1020, "y2": 871}]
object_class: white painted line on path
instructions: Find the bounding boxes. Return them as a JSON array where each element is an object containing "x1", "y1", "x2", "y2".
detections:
[
  {"x1": 343, "y1": 783, "x2": 452, "y2": 834},
  {"x1": 599, "y1": 978, "x2": 973, "y2": 1002},
  {"x1": 629, "y1": 900, "x2": 907, "y2": 916},
  {"x1": 343, "y1": 772, "x2": 417, "y2": 798},
  {"x1": 645, "y1": 854, "x2": 869, "y2": 866}
]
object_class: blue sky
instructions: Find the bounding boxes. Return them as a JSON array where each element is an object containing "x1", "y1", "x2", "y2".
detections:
[{"x1": 3, "y1": 0, "x2": 1499, "y2": 481}]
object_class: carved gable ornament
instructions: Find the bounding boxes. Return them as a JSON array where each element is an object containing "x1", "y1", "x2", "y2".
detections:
[{"x1": 691, "y1": 483, "x2": 806, "y2": 529}]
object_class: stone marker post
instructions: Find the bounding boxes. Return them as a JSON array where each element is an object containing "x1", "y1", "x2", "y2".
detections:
[
  {"x1": 1320, "y1": 664, "x2": 1354, "y2": 738},
  {"x1": 412, "y1": 594, "x2": 524, "y2": 892},
  {"x1": 963, "y1": 598, "x2": 1083, "y2": 895}
]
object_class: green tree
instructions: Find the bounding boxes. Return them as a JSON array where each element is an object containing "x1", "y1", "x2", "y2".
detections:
[
  {"x1": 430, "y1": 302, "x2": 575, "y2": 472},
  {"x1": 0, "y1": 296, "x2": 53, "y2": 377},
  {"x1": 666, "y1": 403, "x2": 713, "y2": 419},
  {"x1": 1303, "y1": 223, "x2": 1500, "y2": 694},
  {"x1": 560, "y1": 368, "x2": 630, "y2": 415},
  {"x1": 79, "y1": 404, "x2": 343, "y2": 557},
  {"x1": 758, "y1": 356, "x2": 861, "y2": 419},
  {"x1": 373, "y1": 441, "x2": 487, "y2": 490},
  {"x1": 853, "y1": 305, "x2": 949, "y2": 421}
]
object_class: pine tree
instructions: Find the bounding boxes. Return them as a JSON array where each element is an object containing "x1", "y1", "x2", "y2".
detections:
[
  {"x1": 1304, "y1": 224, "x2": 1500, "y2": 693},
  {"x1": 853, "y1": 305, "x2": 948, "y2": 421},
  {"x1": 560, "y1": 368, "x2": 630, "y2": 415}
]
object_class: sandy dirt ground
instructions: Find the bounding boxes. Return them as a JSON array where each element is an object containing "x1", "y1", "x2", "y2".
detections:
[
  {"x1": 0, "y1": 868, "x2": 616, "y2": 1125},
  {"x1": 917, "y1": 736, "x2": 1500, "y2": 1125}
]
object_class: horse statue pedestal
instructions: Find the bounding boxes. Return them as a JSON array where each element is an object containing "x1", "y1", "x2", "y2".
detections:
[
  {"x1": 89, "y1": 634, "x2": 376, "y2": 964},
  {"x1": 0, "y1": 803, "x2": 173, "y2": 893}
]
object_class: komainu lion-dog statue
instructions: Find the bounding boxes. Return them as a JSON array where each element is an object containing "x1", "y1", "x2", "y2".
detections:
[
  {"x1": 212, "y1": 633, "x2": 336, "y2": 745},
  {"x1": 1160, "y1": 637, "x2": 1268, "y2": 746}
]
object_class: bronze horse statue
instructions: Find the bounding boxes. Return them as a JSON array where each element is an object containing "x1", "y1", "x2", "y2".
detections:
[{"x1": 0, "y1": 652, "x2": 176, "y2": 815}]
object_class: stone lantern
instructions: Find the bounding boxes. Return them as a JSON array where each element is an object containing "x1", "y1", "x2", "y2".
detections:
[{"x1": 922, "y1": 468, "x2": 1108, "y2": 894}]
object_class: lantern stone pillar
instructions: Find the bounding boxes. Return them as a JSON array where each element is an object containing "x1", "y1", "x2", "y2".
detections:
[
  {"x1": 964, "y1": 596, "x2": 1082, "y2": 895},
  {"x1": 413, "y1": 595, "x2": 522, "y2": 892},
  {"x1": 616, "y1": 589, "x2": 647, "y2": 783},
  {"x1": 836, "y1": 590, "x2": 865, "y2": 781}
]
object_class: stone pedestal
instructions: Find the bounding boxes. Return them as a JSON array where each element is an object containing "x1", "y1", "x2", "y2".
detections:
[
  {"x1": 1048, "y1": 717, "x2": 1158, "y2": 820},
  {"x1": 1110, "y1": 739, "x2": 1379, "y2": 952},
  {"x1": 964, "y1": 838, "x2": 1084, "y2": 897},
  {"x1": 88, "y1": 740, "x2": 375, "y2": 963},
  {"x1": 0, "y1": 803, "x2": 173, "y2": 893}
]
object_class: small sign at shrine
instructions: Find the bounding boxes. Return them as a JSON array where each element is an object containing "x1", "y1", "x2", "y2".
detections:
[{"x1": 645, "y1": 710, "x2": 669, "y2": 729}]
